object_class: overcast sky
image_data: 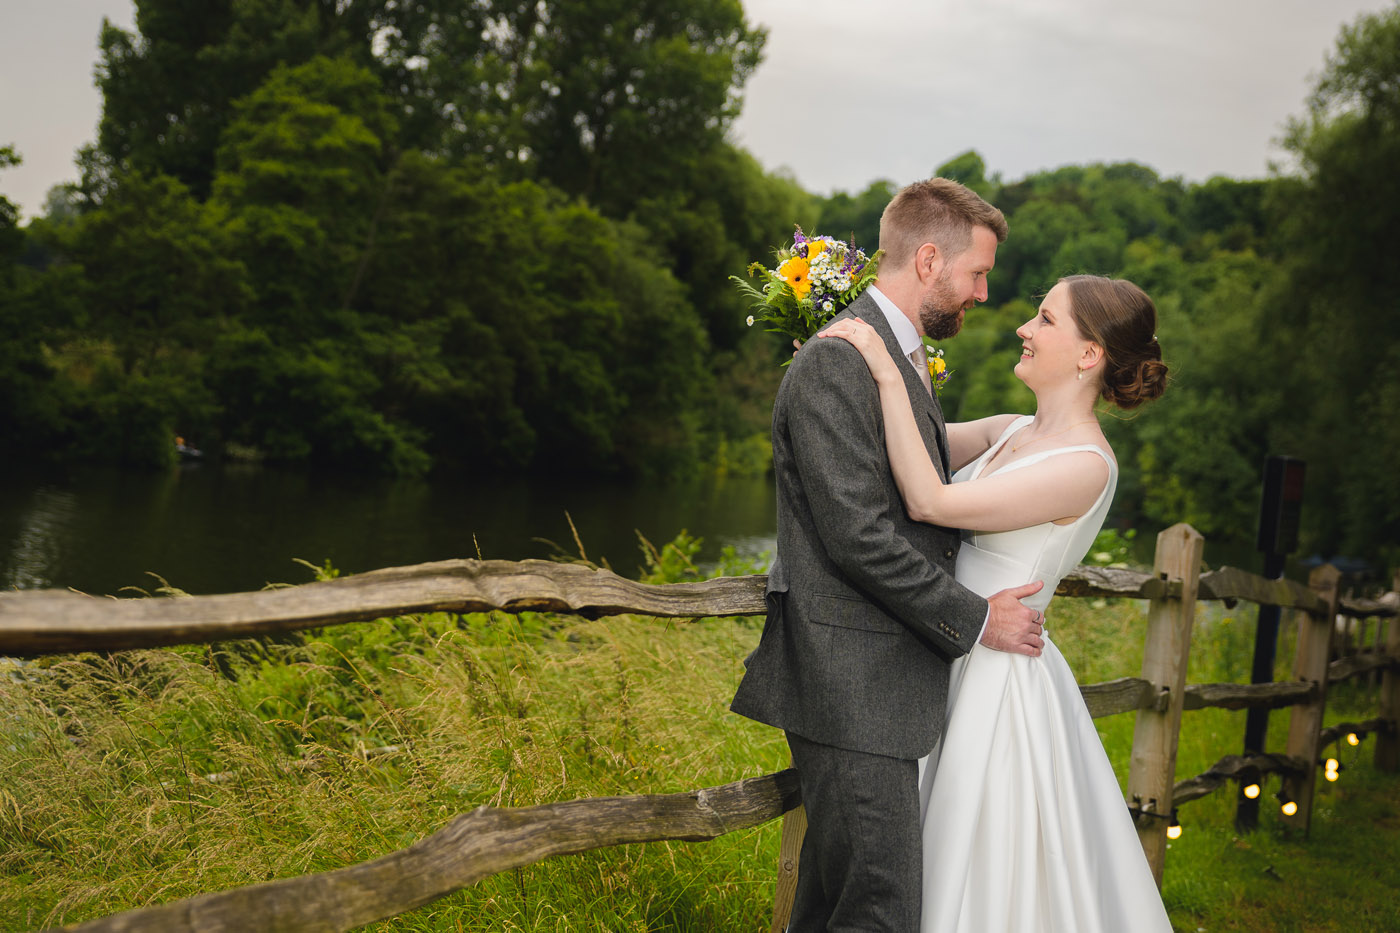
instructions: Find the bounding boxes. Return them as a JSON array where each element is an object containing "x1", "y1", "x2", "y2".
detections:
[{"x1": 1, "y1": 0, "x2": 1392, "y2": 218}]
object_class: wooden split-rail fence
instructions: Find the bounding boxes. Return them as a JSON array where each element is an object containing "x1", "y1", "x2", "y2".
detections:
[{"x1": 1, "y1": 522, "x2": 1397, "y2": 932}]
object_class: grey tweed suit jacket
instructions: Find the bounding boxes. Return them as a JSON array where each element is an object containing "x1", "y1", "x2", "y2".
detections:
[{"x1": 731, "y1": 292, "x2": 988, "y2": 760}]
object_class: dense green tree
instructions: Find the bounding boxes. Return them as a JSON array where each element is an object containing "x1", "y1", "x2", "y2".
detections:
[
  {"x1": 0, "y1": 146, "x2": 21, "y2": 261},
  {"x1": 93, "y1": 0, "x2": 386, "y2": 198},
  {"x1": 814, "y1": 179, "x2": 895, "y2": 256},
  {"x1": 935, "y1": 149, "x2": 999, "y2": 202},
  {"x1": 1269, "y1": 4, "x2": 1400, "y2": 560},
  {"x1": 25, "y1": 170, "x2": 245, "y2": 465},
  {"x1": 1179, "y1": 176, "x2": 1272, "y2": 253},
  {"x1": 384, "y1": 0, "x2": 765, "y2": 215},
  {"x1": 0, "y1": 147, "x2": 56, "y2": 459},
  {"x1": 638, "y1": 144, "x2": 819, "y2": 352},
  {"x1": 210, "y1": 55, "x2": 397, "y2": 331},
  {"x1": 352, "y1": 159, "x2": 712, "y2": 474}
]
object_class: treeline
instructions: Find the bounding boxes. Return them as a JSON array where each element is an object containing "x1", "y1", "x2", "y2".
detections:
[{"x1": 2, "y1": 1, "x2": 1398, "y2": 564}]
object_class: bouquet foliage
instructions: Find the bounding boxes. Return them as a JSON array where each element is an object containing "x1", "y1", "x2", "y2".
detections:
[{"x1": 733, "y1": 227, "x2": 881, "y2": 346}]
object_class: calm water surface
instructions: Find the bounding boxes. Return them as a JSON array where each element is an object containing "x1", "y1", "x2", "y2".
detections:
[{"x1": 0, "y1": 465, "x2": 778, "y2": 596}]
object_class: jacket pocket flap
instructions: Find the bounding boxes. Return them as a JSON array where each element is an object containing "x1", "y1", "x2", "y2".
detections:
[{"x1": 809, "y1": 593, "x2": 904, "y2": 635}]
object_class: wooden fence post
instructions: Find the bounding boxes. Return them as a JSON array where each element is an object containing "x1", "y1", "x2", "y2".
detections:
[
  {"x1": 1282, "y1": 564, "x2": 1341, "y2": 833},
  {"x1": 1376, "y1": 569, "x2": 1400, "y2": 773},
  {"x1": 1372, "y1": 608, "x2": 1387, "y2": 693},
  {"x1": 1127, "y1": 523, "x2": 1205, "y2": 888},
  {"x1": 769, "y1": 801, "x2": 806, "y2": 933}
]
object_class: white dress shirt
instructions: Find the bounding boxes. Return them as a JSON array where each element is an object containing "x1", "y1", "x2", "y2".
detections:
[{"x1": 867, "y1": 285, "x2": 925, "y2": 376}]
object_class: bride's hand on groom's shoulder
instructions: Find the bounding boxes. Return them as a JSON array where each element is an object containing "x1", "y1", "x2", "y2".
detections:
[
  {"x1": 818, "y1": 318, "x2": 900, "y2": 381},
  {"x1": 982, "y1": 581, "x2": 1046, "y2": 657}
]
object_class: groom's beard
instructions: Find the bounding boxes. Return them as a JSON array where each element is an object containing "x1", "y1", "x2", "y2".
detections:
[{"x1": 919, "y1": 274, "x2": 967, "y2": 340}]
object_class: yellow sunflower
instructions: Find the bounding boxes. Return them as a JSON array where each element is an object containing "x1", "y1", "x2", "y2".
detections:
[{"x1": 778, "y1": 256, "x2": 811, "y2": 299}]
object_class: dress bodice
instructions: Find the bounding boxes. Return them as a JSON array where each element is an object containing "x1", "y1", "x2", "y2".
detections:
[{"x1": 950, "y1": 416, "x2": 1117, "y2": 614}]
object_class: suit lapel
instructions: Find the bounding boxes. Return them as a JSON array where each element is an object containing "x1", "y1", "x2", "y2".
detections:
[
  {"x1": 847, "y1": 294, "x2": 952, "y2": 482},
  {"x1": 924, "y1": 388, "x2": 952, "y2": 479}
]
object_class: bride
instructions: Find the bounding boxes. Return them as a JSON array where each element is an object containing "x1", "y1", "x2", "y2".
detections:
[{"x1": 820, "y1": 273, "x2": 1171, "y2": 932}]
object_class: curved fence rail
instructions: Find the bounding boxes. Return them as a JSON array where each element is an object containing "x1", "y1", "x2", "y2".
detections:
[{"x1": 54, "y1": 772, "x2": 801, "y2": 933}]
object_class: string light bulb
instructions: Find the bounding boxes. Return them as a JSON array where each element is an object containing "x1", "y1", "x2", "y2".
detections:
[
  {"x1": 1347, "y1": 733, "x2": 1360, "y2": 746},
  {"x1": 1243, "y1": 783, "x2": 1261, "y2": 799},
  {"x1": 1277, "y1": 788, "x2": 1298, "y2": 817},
  {"x1": 1166, "y1": 809, "x2": 1182, "y2": 840}
]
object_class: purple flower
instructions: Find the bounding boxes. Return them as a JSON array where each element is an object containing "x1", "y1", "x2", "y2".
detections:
[{"x1": 840, "y1": 238, "x2": 858, "y2": 274}]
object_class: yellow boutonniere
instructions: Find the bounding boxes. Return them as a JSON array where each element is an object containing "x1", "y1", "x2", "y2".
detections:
[{"x1": 925, "y1": 343, "x2": 952, "y2": 395}]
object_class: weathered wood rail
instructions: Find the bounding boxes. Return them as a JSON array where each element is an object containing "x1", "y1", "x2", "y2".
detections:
[
  {"x1": 0, "y1": 559, "x2": 768, "y2": 656},
  {"x1": 54, "y1": 772, "x2": 801, "y2": 933},
  {"x1": 2, "y1": 526, "x2": 1396, "y2": 933}
]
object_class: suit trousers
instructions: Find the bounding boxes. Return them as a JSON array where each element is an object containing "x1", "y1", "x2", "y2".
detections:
[{"x1": 787, "y1": 732, "x2": 922, "y2": 931}]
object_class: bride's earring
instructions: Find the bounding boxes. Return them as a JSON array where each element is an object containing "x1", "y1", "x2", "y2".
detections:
[{"x1": 1077, "y1": 365, "x2": 1083, "y2": 381}]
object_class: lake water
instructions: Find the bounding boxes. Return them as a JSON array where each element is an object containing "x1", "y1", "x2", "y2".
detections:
[
  {"x1": 0, "y1": 463, "x2": 1286, "y2": 601},
  {"x1": 0, "y1": 465, "x2": 779, "y2": 596}
]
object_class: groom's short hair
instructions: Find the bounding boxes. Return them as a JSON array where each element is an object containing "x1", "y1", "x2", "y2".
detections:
[{"x1": 879, "y1": 178, "x2": 1008, "y2": 270}]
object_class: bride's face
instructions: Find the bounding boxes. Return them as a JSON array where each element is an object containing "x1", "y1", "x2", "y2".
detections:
[{"x1": 1014, "y1": 283, "x2": 1092, "y2": 386}]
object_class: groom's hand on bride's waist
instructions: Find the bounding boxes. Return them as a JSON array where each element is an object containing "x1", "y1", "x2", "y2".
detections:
[{"x1": 981, "y1": 582, "x2": 1046, "y2": 657}]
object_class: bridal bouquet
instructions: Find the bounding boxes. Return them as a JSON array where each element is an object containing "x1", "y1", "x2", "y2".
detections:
[{"x1": 734, "y1": 227, "x2": 881, "y2": 347}]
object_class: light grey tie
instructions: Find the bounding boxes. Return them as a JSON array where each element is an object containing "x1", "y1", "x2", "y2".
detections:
[{"x1": 909, "y1": 345, "x2": 933, "y2": 396}]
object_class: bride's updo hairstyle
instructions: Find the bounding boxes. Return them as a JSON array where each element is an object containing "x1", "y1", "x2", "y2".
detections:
[{"x1": 1061, "y1": 275, "x2": 1168, "y2": 409}]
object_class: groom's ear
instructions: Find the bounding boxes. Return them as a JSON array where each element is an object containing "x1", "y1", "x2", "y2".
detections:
[{"x1": 915, "y1": 242, "x2": 944, "y2": 282}]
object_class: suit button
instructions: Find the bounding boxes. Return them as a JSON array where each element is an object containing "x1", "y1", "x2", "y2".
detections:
[{"x1": 944, "y1": 548, "x2": 955, "y2": 559}]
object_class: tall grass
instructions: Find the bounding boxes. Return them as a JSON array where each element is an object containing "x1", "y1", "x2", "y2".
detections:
[{"x1": 1, "y1": 543, "x2": 1396, "y2": 931}]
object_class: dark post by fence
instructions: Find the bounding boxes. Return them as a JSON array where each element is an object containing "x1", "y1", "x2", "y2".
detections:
[
  {"x1": 1127, "y1": 523, "x2": 1205, "y2": 886},
  {"x1": 1237, "y1": 455, "x2": 1305, "y2": 831},
  {"x1": 1377, "y1": 568, "x2": 1400, "y2": 773},
  {"x1": 1283, "y1": 564, "x2": 1340, "y2": 833}
]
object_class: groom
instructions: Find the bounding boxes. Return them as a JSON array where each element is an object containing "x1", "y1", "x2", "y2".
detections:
[{"x1": 731, "y1": 178, "x2": 1045, "y2": 929}]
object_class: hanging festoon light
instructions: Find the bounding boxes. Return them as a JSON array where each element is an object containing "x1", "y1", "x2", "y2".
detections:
[
  {"x1": 1347, "y1": 732, "x2": 1360, "y2": 747},
  {"x1": 1324, "y1": 756, "x2": 1341, "y2": 783},
  {"x1": 1277, "y1": 788, "x2": 1298, "y2": 817},
  {"x1": 1166, "y1": 808, "x2": 1183, "y2": 840},
  {"x1": 1243, "y1": 782, "x2": 1261, "y2": 799}
]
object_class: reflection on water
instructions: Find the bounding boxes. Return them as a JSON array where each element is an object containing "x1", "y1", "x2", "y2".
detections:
[
  {"x1": 0, "y1": 465, "x2": 778, "y2": 596},
  {"x1": 3, "y1": 487, "x2": 80, "y2": 590}
]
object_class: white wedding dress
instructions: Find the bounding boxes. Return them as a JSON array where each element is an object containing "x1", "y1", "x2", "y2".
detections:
[{"x1": 916, "y1": 415, "x2": 1172, "y2": 932}]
